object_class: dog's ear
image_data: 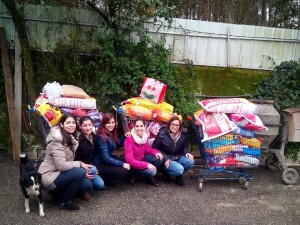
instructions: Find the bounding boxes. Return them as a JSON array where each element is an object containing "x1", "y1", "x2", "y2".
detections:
[{"x1": 37, "y1": 173, "x2": 42, "y2": 182}]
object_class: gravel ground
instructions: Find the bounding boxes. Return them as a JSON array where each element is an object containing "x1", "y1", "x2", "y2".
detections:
[{"x1": 0, "y1": 151, "x2": 299, "y2": 225}]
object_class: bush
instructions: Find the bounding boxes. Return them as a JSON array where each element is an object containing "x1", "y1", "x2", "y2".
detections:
[{"x1": 254, "y1": 60, "x2": 300, "y2": 110}]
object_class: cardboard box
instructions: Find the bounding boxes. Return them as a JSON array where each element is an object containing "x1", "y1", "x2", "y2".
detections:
[{"x1": 283, "y1": 108, "x2": 300, "y2": 142}]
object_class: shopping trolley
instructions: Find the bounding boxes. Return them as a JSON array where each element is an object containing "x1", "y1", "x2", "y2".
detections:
[{"x1": 193, "y1": 122, "x2": 261, "y2": 191}]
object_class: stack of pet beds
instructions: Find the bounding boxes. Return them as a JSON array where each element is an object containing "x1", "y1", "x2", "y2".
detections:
[
  {"x1": 118, "y1": 77, "x2": 181, "y2": 141},
  {"x1": 34, "y1": 82, "x2": 102, "y2": 130},
  {"x1": 194, "y1": 98, "x2": 267, "y2": 168}
]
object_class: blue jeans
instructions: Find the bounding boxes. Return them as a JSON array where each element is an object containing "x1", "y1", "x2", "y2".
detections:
[
  {"x1": 89, "y1": 166, "x2": 105, "y2": 190},
  {"x1": 162, "y1": 156, "x2": 195, "y2": 176},
  {"x1": 130, "y1": 154, "x2": 163, "y2": 178},
  {"x1": 49, "y1": 167, "x2": 93, "y2": 204}
]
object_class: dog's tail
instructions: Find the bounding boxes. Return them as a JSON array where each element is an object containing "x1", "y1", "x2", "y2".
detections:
[{"x1": 20, "y1": 153, "x2": 27, "y2": 169}]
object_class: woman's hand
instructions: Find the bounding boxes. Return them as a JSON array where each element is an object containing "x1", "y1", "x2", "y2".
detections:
[
  {"x1": 123, "y1": 163, "x2": 131, "y2": 170},
  {"x1": 185, "y1": 153, "x2": 194, "y2": 160},
  {"x1": 156, "y1": 153, "x2": 163, "y2": 160},
  {"x1": 124, "y1": 131, "x2": 131, "y2": 137},
  {"x1": 86, "y1": 172, "x2": 94, "y2": 180},
  {"x1": 81, "y1": 162, "x2": 92, "y2": 173},
  {"x1": 164, "y1": 160, "x2": 170, "y2": 168},
  {"x1": 148, "y1": 163, "x2": 157, "y2": 171}
]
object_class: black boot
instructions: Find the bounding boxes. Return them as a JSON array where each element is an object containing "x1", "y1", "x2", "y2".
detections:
[
  {"x1": 128, "y1": 173, "x2": 137, "y2": 186},
  {"x1": 162, "y1": 172, "x2": 171, "y2": 182},
  {"x1": 148, "y1": 177, "x2": 159, "y2": 187},
  {"x1": 176, "y1": 175, "x2": 185, "y2": 186}
]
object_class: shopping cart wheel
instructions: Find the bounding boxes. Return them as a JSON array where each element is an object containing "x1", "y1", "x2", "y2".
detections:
[
  {"x1": 242, "y1": 181, "x2": 249, "y2": 190},
  {"x1": 281, "y1": 168, "x2": 299, "y2": 185},
  {"x1": 198, "y1": 180, "x2": 203, "y2": 192},
  {"x1": 265, "y1": 155, "x2": 278, "y2": 171}
]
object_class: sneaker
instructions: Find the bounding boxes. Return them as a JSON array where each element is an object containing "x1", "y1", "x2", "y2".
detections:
[
  {"x1": 175, "y1": 175, "x2": 185, "y2": 186},
  {"x1": 59, "y1": 202, "x2": 80, "y2": 211}
]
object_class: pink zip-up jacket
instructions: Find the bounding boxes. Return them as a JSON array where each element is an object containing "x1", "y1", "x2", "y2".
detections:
[{"x1": 124, "y1": 136, "x2": 160, "y2": 170}]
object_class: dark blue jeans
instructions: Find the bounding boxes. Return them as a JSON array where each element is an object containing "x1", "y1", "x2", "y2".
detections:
[
  {"x1": 49, "y1": 167, "x2": 93, "y2": 204},
  {"x1": 130, "y1": 154, "x2": 163, "y2": 177}
]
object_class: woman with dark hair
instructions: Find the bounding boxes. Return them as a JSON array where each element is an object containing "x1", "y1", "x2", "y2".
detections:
[
  {"x1": 94, "y1": 113, "x2": 131, "y2": 185},
  {"x1": 152, "y1": 116, "x2": 195, "y2": 186},
  {"x1": 38, "y1": 114, "x2": 93, "y2": 211},
  {"x1": 75, "y1": 116, "x2": 106, "y2": 190},
  {"x1": 124, "y1": 118, "x2": 163, "y2": 186}
]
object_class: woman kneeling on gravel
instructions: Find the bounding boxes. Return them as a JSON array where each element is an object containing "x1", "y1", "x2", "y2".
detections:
[
  {"x1": 152, "y1": 116, "x2": 194, "y2": 186},
  {"x1": 124, "y1": 118, "x2": 163, "y2": 186}
]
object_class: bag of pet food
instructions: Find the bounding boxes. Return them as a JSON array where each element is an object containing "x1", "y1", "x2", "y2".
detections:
[
  {"x1": 228, "y1": 113, "x2": 268, "y2": 131},
  {"x1": 34, "y1": 94, "x2": 49, "y2": 110},
  {"x1": 49, "y1": 97, "x2": 97, "y2": 109},
  {"x1": 194, "y1": 109, "x2": 237, "y2": 142},
  {"x1": 73, "y1": 109, "x2": 87, "y2": 117},
  {"x1": 199, "y1": 98, "x2": 257, "y2": 114},
  {"x1": 36, "y1": 101, "x2": 62, "y2": 127},
  {"x1": 121, "y1": 104, "x2": 152, "y2": 121},
  {"x1": 147, "y1": 122, "x2": 164, "y2": 138},
  {"x1": 42, "y1": 82, "x2": 61, "y2": 100},
  {"x1": 152, "y1": 108, "x2": 173, "y2": 123},
  {"x1": 140, "y1": 77, "x2": 167, "y2": 104}
]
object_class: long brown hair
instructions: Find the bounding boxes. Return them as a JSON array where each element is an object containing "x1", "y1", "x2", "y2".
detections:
[
  {"x1": 58, "y1": 113, "x2": 78, "y2": 149},
  {"x1": 97, "y1": 113, "x2": 117, "y2": 143}
]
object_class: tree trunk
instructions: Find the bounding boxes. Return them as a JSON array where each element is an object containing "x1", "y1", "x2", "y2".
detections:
[{"x1": 2, "y1": 0, "x2": 36, "y2": 103}]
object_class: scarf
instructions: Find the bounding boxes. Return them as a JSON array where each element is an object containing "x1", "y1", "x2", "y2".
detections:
[
  {"x1": 70, "y1": 135, "x2": 79, "y2": 152},
  {"x1": 131, "y1": 129, "x2": 148, "y2": 145},
  {"x1": 170, "y1": 131, "x2": 181, "y2": 143}
]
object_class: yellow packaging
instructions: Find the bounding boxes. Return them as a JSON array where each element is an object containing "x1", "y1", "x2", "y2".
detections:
[
  {"x1": 240, "y1": 137, "x2": 261, "y2": 148},
  {"x1": 206, "y1": 145, "x2": 233, "y2": 155}
]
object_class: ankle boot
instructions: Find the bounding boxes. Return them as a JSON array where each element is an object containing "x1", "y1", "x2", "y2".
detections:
[
  {"x1": 148, "y1": 177, "x2": 159, "y2": 187},
  {"x1": 175, "y1": 175, "x2": 185, "y2": 186},
  {"x1": 162, "y1": 172, "x2": 171, "y2": 182},
  {"x1": 80, "y1": 192, "x2": 94, "y2": 202}
]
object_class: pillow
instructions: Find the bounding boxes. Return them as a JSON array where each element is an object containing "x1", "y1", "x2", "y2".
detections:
[{"x1": 60, "y1": 85, "x2": 89, "y2": 99}]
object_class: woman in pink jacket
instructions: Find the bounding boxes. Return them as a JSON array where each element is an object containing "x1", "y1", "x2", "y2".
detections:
[{"x1": 124, "y1": 118, "x2": 163, "y2": 187}]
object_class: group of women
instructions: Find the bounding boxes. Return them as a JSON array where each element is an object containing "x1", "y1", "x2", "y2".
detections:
[{"x1": 38, "y1": 113, "x2": 195, "y2": 211}]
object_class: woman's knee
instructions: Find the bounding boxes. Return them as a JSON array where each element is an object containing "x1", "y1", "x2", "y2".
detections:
[
  {"x1": 169, "y1": 161, "x2": 184, "y2": 175},
  {"x1": 89, "y1": 166, "x2": 97, "y2": 174},
  {"x1": 81, "y1": 179, "x2": 93, "y2": 192}
]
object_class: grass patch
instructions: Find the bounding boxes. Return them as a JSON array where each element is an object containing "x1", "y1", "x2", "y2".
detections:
[{"x1": 180, "y1": 65, "x2": 270, "y2": 96}]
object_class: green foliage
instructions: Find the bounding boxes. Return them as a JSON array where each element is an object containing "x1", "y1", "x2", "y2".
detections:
[
  {"x1": 285, "y1": 142, "x2": 300, "y2": 162},
  {"x1": 95, "y1": 32, "x2": 198, "y2": 116},
  {"x1": 254, "y1": 60, "x2": 300, "y2": 110}
]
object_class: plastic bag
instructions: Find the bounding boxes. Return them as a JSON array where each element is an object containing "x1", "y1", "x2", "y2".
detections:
[
  {"x1": 42, "y1": 82, "x2": 61, "y2": 100},
  {"x1": 199, "y1": 98, "x2": 257, "y2": 114},
  {"x1": 140, "y1": 77, "x2": 167, "y2": 104},
  {"x1": 194, "y1": 109, "x2": 237, "y2": 142},
  {"x1": 36, "y1": 100, "x2": 62, "y2": 127},
  {"x1": 228, "y1": 113, "x2": 268, "y2": 131}
]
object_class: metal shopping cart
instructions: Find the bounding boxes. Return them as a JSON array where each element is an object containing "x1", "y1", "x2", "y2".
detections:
[{"x1": 193, "y1": 121, "x2": 261, "y2": 191}]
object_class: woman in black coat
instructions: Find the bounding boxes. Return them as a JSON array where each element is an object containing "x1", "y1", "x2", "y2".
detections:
[
  {"x1": 152, "y1": 116, "x2": 194, "y2": 186},
  {"x1": 75, "y1": 116, "x2": 106, "y2": 191}
]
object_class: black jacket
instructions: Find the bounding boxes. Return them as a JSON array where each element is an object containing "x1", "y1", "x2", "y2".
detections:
[
  {"x1": 152, "y1": 127, "x2": 190, "y2": 163},
  {"x1": 75, "y1": 133, "x2": 97, "y2": 164}
]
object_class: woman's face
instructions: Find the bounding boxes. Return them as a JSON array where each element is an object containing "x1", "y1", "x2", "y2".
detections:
[
  {"x1": 80, "y1": 119, "x2": 93, "y2": 136},
  {"x1": 170, "y1": 119, "x2": 180, "y2": 134},
  {"x1": 61, "y1": 117, "x2": 76, "y2": 134},
  {"x1": 134, "y1": 120, "x2": 145, "y2": 137},
  {"x1": 105, "y1": 118, "x2": 115, "y2": 132}
]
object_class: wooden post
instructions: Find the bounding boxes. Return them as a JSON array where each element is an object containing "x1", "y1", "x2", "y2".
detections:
[
  {"x1": 0, "y1": 27, "x2": 20, "y2": 165},
  {"x1": 14, "y1": 31, "x2": 22, "y2": 162}
]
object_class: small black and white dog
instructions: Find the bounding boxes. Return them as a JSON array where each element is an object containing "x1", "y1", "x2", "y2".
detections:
[{"x1": 19, "y1": 153, "x2": 45, "y2": 217}]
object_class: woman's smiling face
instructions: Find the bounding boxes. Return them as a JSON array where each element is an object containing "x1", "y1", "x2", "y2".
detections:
[{"x1": 105, "y1": 118, "x2": 116, "y2": 132}]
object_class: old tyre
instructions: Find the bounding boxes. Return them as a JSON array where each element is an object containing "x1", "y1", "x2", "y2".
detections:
[
  {"x1": 282, "y1": 168, "x2": 299, "y2": 185},
  {"x1": 265, "y1": 155, "x2": 277, "y2": 171}
]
